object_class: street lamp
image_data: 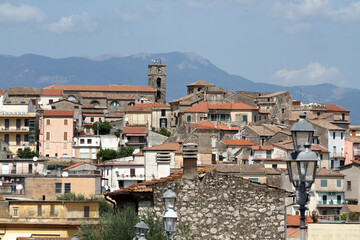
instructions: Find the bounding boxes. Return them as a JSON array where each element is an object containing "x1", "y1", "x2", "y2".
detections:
[
  {"x1": 138, "y1": 233, "x2": 147, "y2": 240},
  {"x1": 162, "y1": 185, "x2": 178, "y2": 240},
  {"x1": 163, "y1": 205, "x2": 178, "y2": 240},
  {"x1": 133, "y1": 218, "x2": 149, "y2": 240},
  {"x1": 163, "y1": 185, "x2": 177, "y2": 211},
  {"x1": 286, "y1": 113, "x2": 318, "y2": 240}
]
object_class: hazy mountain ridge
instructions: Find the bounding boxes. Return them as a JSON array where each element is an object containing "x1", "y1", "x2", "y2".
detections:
[{"x1": 0, "y1": 52, "x2": 359, "y2": 124}]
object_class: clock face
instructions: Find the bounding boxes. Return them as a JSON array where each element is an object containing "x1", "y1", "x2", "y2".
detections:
[{"x1": 156, "y1": 67, "x2": 162, "y2": 73}]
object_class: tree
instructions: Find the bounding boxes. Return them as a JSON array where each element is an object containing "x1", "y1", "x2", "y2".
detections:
[
  {"x1": 92, "y1": 121, "x2": 112, "y2": 135},
  {"x1": 155, "y1": 127, "x2": 171, "y2": 137},
  {"x1": 118, "y1": 146, "x2": 134, "y2": 158},
  {"x1": 97, "y1": 149, "x2": 118, "y2": 160},
  {"x1": 17, "y1": 147, "x2": 39, "y2": 158},
  {"x1": 114, "y1": 129, "x2": 122, "y2": 138}
]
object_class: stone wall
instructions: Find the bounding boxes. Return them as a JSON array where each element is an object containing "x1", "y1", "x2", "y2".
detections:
[{"x1": 153, "y1": 172, "x2": 287, "y2": 239}]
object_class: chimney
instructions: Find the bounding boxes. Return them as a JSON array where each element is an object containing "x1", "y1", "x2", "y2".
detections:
[{"x1": 182, "y1": 143, "x2": 198, "y2": 180}]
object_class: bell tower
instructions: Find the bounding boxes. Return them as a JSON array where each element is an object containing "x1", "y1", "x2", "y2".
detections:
[{"x1": 148, "y1": 59, "x2": 166, "y2": 104}]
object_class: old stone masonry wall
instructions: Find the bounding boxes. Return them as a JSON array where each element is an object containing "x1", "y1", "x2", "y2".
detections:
[{"x1": 153, "y1": 172, "x2": 287, "y2": 239}]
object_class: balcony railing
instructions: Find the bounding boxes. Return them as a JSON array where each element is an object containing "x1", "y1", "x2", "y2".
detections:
[
  {"x1": 330, "y1": 152, "x2": 344, "y2": 158},
  {"x1": 0, "y1": 127, "x2": 29, "y2": 132},
  {"x1": 317, "y1": 200, "x2": 346, "y2": 206}
]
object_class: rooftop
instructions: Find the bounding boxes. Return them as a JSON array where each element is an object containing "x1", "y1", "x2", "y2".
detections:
[
  {"x1": 8, "y1": 87, "x2": 41, "y2": 96},
  {"x1": 309, "y1": 119, "x2": 345, "y2": 131},
  {"x1": 193, "y1": 121, "x2": 239, "y2": 131},
  {"x1": 316, "y1": 168, "x2": 344, "y2": 177},
  {"x1": 325, "y1": 104, "x2": 350, "y2": 113},
  {"x1": 186, "y1": 80, "x2": 215, "y2": 87},
  {"x1": 143, "y1": 142, "x2": 181, "y2": 151},
  {"x1": 45, "y1": 85, "x2": 156, "y2": 93},
  {"x1": 43, "y1": 110, "x2": 74, "y2": 117},
  {"x1": 181, "y1": 101, "x2": 258, "y2": 113},
  {"x1": 222, "y1": 139, "x2": 257, "y2": 146},
  {"x1": 41, "y1": 89, "x2": 63, "y2": 96},
  {"x1": 123, "y1": 125, "x2": 147, "y2": 135}
]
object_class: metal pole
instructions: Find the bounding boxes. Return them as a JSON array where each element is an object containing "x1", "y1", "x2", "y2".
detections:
[
  {"x1": 167, "y1": 232, "x2": 172, "y2": 240},
  {"x1": 298, "y1": 181, "x2": 307, "y2": 240}
]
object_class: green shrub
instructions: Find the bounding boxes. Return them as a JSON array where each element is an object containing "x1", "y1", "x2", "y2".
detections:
[{"x1": 17, "y1": 147, "x2": 39, "y2": 158}]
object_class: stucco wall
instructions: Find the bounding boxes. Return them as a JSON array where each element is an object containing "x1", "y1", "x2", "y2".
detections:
[{"x1": 308, "y1": 223, "x2": 360, "y2": 240}]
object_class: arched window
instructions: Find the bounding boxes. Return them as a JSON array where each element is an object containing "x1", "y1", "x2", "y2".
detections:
[
  {"x1": 211, "y1": 95, "x2": 216, "y2": 101},
  {"x1": 68, "y1": 96, "x2": 76, "y2": 101},
  {"x1": 157, "y1": 78, "x2": 161, "y2": 88},
  {"x1": 128, "y1": 102, "x2": 135, "y2": 106},
  {"x1": 91, "y1": 101, "x2": 100, "y2": 106},
  {"x1": 111, "y1": 101, "x2": 119, "y2": 106},
  {"x1": 156, "y1": 91, "x2": 161, "y2": 100}
]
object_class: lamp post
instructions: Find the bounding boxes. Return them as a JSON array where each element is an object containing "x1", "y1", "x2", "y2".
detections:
[
  {"x1": 133, "y1": 218, "x2": 149, "y2": 240},
  {"x1": 286, "y1": 113, "x2": 318, "y2": 240},
  {"x1": 162, "y1": 185, "x2": 178, "y2": 240}
]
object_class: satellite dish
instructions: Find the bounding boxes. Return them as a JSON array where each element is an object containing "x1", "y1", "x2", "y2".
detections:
[
  {"x1": 62, "y1": 172, "x2": 69, "y2": 177},
  {"x1": 42, "y1": 170, "x2": 47, "y2": 176},
  {"x1": 33, "y1": 156, "x2": 38, "y2": 162},
  {"x1": 222, "y1": 152, "x2": 228, "y2": 158},
  {"x1": 124, "y1": 138, "x2": 128, "y2": 143},
  {"x1": 124, "y1": 117, "x2": 129, "y2": 122}
]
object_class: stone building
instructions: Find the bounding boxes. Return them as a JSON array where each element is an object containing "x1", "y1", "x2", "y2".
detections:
[
  {"x1": 106, "y1": 168, "x2": 290, "y2": 239},
  {"x1": 148, "y1": 61, "x2": 166, "y2": 104},
  {"x1": 339, "y1": 160, "x2": 360, "y2": 205}
]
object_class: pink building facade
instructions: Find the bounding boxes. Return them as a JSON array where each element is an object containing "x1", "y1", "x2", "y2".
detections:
[
  {"x1": 39, "y1": 110, "x2": 74, "y2": 158},
  {"x1": 344, "y1": 136, "x2": 360, "y2": 165}
]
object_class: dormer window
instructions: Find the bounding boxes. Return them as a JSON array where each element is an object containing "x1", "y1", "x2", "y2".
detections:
[
  {"x1": 91, "y1": 101, "x2": 100, "y2": 106},
  {"x1": 111, "y1": 101, "x2": 119, "y2": 106},
  {"x1": 68, "y1": 96, "x2": 76, "y2": 101}
]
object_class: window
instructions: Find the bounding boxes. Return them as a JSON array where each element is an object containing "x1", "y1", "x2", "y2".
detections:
[
  {"x1": 47, "y1": 119, "x2": 50, "y2": 125},
  {"x1": 49, "y1": 99, "x2": 53, "y2": 104},
  {"x1": 38, "y1": 205, "x2": 42, "y2": 216},
  {"x1": 272, "y1": 164, "x2": 278, "y2": 169},
  {"x1": 118, "y1": 180, "x2": 124, "y2": 188},
  {"x1": 347, "y1": 181, "x2": 351, "y2": 190},
  {"x1": 84, "y1": 206, "x2": 90, "y2": 218},
  {"x1": 242, "y1": 115, "x2": 248, "y2": 123},
  {"x1": 56, "y1": 183, "x2": 62, "y2": 193},
  {"x1": 50, "y1": 205, "x2": 55, "y2": 216},
  {"x1": 64, "y1": 132, "x2": 68, "y2": 141},
  {"x1": 24, "y1": 134, "x2": 29, "y2": 142},
  {"x1": 322, "y1": 210, "x2": 327, "y2": 215},
  {"x1": 5, "y1": 119, "x2": 9, "y2": 129},
  {"x1": 29, "y1": 164, "x2": 32, "y2": 174},
  {"x1": 64, "y1": 183, "x2": 71, "y2": 193},
  {"x1": 80, "y1": 139, "x2": 85, "y2": 144},
  {"x1": 187, "y1": 115, "x2": 191, "y2": 122},
  {"x1": 91, "y1": 117, "x2": 94, "y2": 123},
  {"x1": 333, "y1": 132, "x2": 336, "y2": 139},
  {"x1": 87, "y1": 139, "x2": 92, "y2": 144},
  {"x1": 16, "y1": 119, "x2": 21, "y2": 129},
  {"x1": 24, "y1": 119, "x2": 29, "y2": 126},
  {"x1": 321, "y1": 179, "x2": 327, "y2": 187},
  {"x1": 130, "y1": 168, "x2": 135, "y2": 177},
  {"x1": 282, "y1": 109, "x2": 285, "y2": 114},
  {"x1": 4, "y1": 134, "x2": 9, "y2": 143},
  {"x1": 157, "y1": 78, "x2": 161, "y2": 88},
  {"x1": 337, "y1": 180, "x2": 341, "y2": 187},
  {"x1": 341, "y1": 132, "x2": 343, "y2": 140},
  {"x1": 64, "y1": 119, "x2": 68, "y2": 125},
  {"x1": 16, "y1": 134, "x2": 21, "y2": 145},
  {"x1": 46, "y1": 132, "x2": 50, "y2": 141},
  {"x1": 161, "y1": 110, "x2": 166, "y2": 117},
  {"x1": 91, "y1": 101, "x2": 100, "y2": 106},
  {"x1": 266, "y1": 150, "x2": 272, "y2": 159},
  {"x1": 111, "y1": 101, "x2": 119, "y2": 106},
  {"x1": 13, "y1": 208, "x2": 19, "y2": 216}
]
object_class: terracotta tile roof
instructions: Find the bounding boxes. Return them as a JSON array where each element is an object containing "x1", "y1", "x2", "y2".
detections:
[
  {"x1": 187, "y1": 80, "x2": 215, "y2": 87},
  {"x1": 309, "y1": 119, "x2": 345, "y2": 131},
  {"x1": 222, "y1": 139, "x2": 257, "y2": 146},
  {"x1": 80, "y1": 92, "x2": 106, "y2": 98},
  {"x1": 259, "y1": 110, "x2": 270, "y2": 114},
  {"x1": 258, "y1": 91, "x2": 288, "y2": 98},
  {"x1": 345, "y1": 204, "x2": 360, "y2": 212},
  {"x1": 252, "y1": 145, "x2": 273, "y2": 151},
  {"x1": 264, "y1": 168, "x2": 282, "y2": 174},
  {"x1": 182, "y1": 102, "x2": 258, "y2": 113},
  {"x1": 45, "y1": 85, "x2": 156, "y2": 92},
  {"x1": 123, "y1": 126, "x2": 147, "y2": 135},
  {"x1": 0, "y1": 89, "x2": 7, "y2": 95},
  {"x1": 62, "y1": 162, "x2": 86, "y2": 171},
  {"x1": 247, "y1": 126, "x2": 275, "y2": 136},
  {"x1": 104, "y1": 93, "x2": 137, "y2": 100},
  {"x1": 125, "y1": 103, "x2": 169, "y2": 113},
  {"x1": 41, "y1": 89, "x2": 63, "y2": 96},
  {"x1": 287, "y1": 215, "x2": 313, "y2": 226},
  {"x1": 263, "y1": 124, "x2": 283, "y2": 133},
  {"x1": 193, "y1": 121, "x2": 238, "y2": 131},
  {"x1": 3, "y1": 97, "x2": 30, "y2": 105},
  {"x1": 352, "y1": 160, "x2": 360, "y2": 165},
  {"x1": 345, "y1": 135, "x2": 360, "y2": 143},
  {"x1": 105, "y1": 112, "x2": 124, "y2": 118},
  {"x1": 170, "y1": 93, "x2": 198, "y2": 103},
  {"x1": 107, "y1": 168, "x2": 215, "y2": 195},
  {"x1": 325, "y1": 104, "x2": 350, "y2": 113},
  {"x1": 253, "y1": 158, "x2": 285, "y2": 161},
  {"x1": 287, "y1": 228, "x2": 309, "y2": 238},
  {"x1": 8, "y1": 87, "x2": 41, "y2": 95},
  {"x1": 43, "y1": 110, "x2": 74, "y2": 117},
  {"x1": 83, "y1": 113, "x2": 104, "y2": 117},
  {"x1": 312, "y1": 145, "x2": 330, "y2": 153},
  {"x1": 316, "y1": 168, "x2": 344, "y2": 177},
  {"x1": 143, "y1": 142, "x2": 181, "y2": 151}
]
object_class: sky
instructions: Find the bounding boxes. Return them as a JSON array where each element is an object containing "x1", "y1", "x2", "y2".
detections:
[{"x1": 0, "y1": 0, "x2": 359, "y2": 89}]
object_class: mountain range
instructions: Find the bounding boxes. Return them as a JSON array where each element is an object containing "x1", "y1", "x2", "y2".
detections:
[{"x1": 0, "y1": 52, "x2": 359, "y2": 124}]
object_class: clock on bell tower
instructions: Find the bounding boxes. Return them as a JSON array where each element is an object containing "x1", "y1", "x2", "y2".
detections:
[{"x1": 148, "y1": 59, "x2": 166, "y2": 104}]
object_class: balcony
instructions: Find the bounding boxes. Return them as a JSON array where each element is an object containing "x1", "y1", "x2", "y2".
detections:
[
  {"x1": 0, "y1": 127, "x2": 29, "y2": 133},
  {"x1": 330, "y1": 152, "x2": 344, "y2": 158},
  {"x1": 126, "y1": 141, "x2": 147, "y2": 146},
  {"x1": 317, "y1": 200, "x2": 346, "y2": 207}
]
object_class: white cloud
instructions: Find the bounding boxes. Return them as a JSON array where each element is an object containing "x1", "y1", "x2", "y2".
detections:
[
  {"x1": 273, "y1": 63, "x2": 342, "y2": 86},
  {"x1": 44, "y1": 13, "x2": 97, "y2": 34},
  {"x1": 0, "y1": 2, "x2": 46, "y2": 22},
  {"x1": 284, "y1": 23, "x2": 312, "y2": 34},
  {"x1": 270, "y1": 0, "x2": 360, "y2": 23},
  {"x1": 115, "y1": 10, "x2": 143, "y2": 22}
]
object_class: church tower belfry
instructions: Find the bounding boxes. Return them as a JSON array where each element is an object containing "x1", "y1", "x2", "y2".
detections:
[{"x1": 148, "y1": 59, "x2": 166, "y2": 104}]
